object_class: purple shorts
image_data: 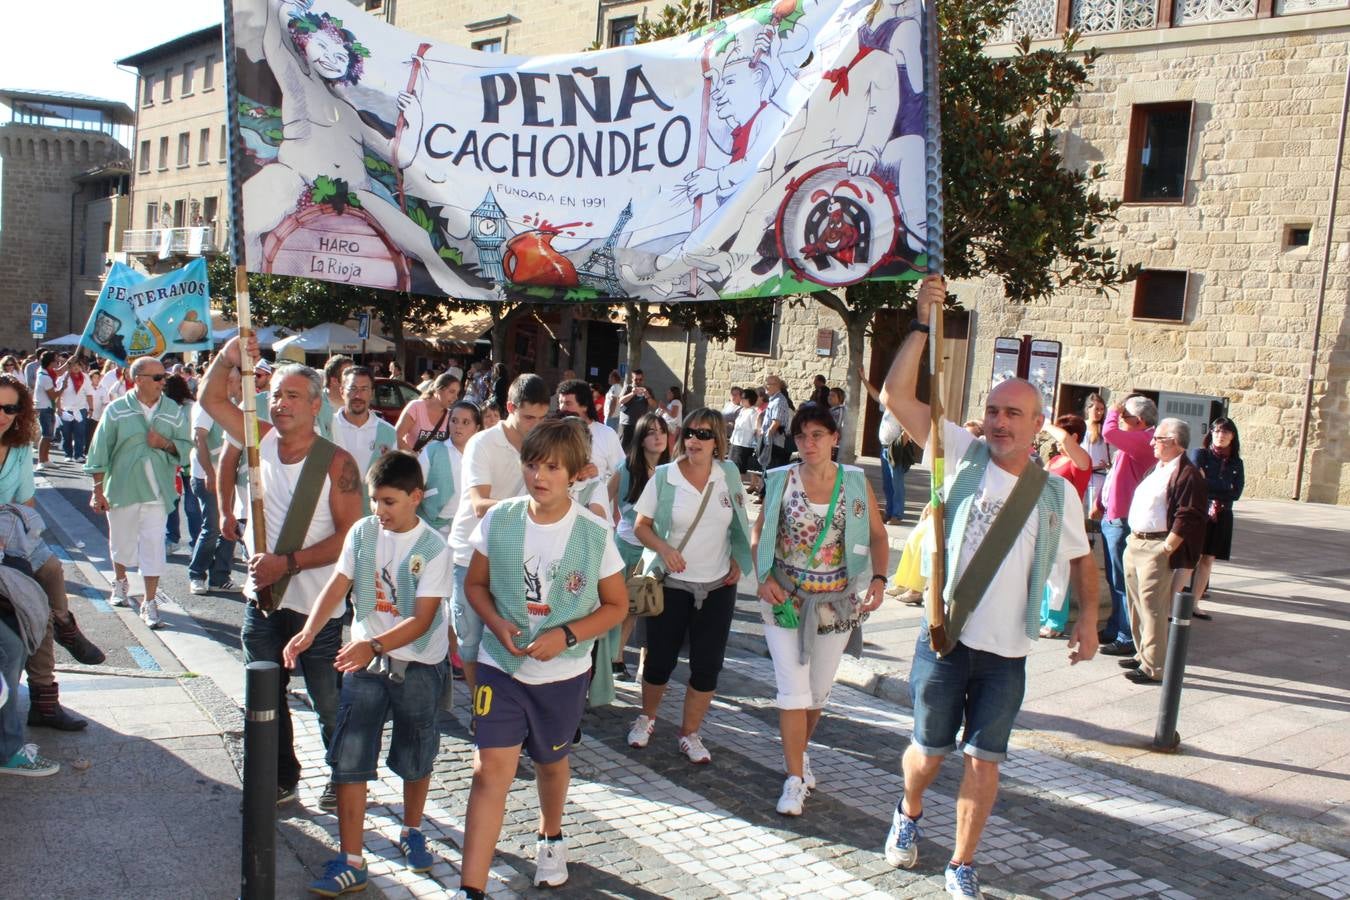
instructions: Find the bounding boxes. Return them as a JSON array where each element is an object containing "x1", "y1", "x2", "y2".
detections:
[{"x1": 472, "y1": 664, "x2": 588, "y2": 764}]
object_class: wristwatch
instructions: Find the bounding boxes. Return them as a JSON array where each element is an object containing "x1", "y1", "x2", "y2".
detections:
[
  {"x1": 908, "y1": 318, "x2": 931, "y2": 335},
  {"x1": 286, "y1": 552, "x2": 300, "y2": 576},
  {"x1": 368, "y1": 638, "x2": 385, "y2": 656},
  {"x1": 560, "y1": 625, "x2": 578, "y2": 648}
]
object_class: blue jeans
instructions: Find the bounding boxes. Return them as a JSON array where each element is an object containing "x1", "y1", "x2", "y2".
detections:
[
  {"x1": 909, "y1": 625, "x2": 1027, "y2": 762},
  {"x1": 61, "y1": 412, "x2": 86, "y2": 458},
  {"x1": 880, "y1": 447, "x2": 909, "y2": 520},
  {"x1": 1099, "y1": 519, "x2": 1133, "y2": 645},
  {"x1": 449, "y1": 564, "x2": 483, "y2": 662},
  {"x1": 241, "y1": 606, "x2": 344, "y2": 789},
  {"x1": 0, "y1": 615, "x2": 27, "y2": 761},
  {"x1": 165, "y1": 477, "x2": 202, "y2": 546},
  {"x1": 328, "y1": 661, "x2": 447, "y2": 783},
  {"x1": 188, "y1": 477, "x2": 236, "y2": 585}
]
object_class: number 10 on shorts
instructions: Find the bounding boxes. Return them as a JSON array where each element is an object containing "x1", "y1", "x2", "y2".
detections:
[{"x1": 473, "y1": 684, "x2": 493, "y2": 717}]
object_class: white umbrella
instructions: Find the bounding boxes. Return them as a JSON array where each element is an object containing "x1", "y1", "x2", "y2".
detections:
[
  {"x1": 272, "y1": 322, "x2": 393, "y2": 356},
  {"x1": 212, "y1": 325, "x2": 297, "y2": 349},
  {"x1": 39, "y1": 334, "x2": 83, "y2": 347}
]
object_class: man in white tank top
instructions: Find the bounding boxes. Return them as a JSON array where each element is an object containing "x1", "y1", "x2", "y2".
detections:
[{"x1": 201, "y1": 336, "x2": 364, "y2": 808}]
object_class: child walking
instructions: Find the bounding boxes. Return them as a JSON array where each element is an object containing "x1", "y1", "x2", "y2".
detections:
[
  {"x1": 457, "y1": 418, "x2": 628, "y2": 897},
  {"x1": 284, "y1": 450, "x2": 454, "y2": 896}
]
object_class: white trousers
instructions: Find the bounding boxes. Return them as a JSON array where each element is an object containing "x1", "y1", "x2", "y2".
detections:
[
  {"x1": 108, "y1": 501, "x2": 168, "y2": 577},
  {"x1": 764, "y1": 623, "x2": 853, "y2": 710}
]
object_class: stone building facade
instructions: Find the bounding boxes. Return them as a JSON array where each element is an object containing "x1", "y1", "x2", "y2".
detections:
[{"x1": 0, "y1": 90, "x2": 132, "y2": 349}]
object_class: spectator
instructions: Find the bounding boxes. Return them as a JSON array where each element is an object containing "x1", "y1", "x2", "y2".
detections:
[
  {"x1": 616, "y1": 369, "x2": 653, "y2": 450},
  {"x1": 1083, "y1": 393, "x2": 1111, "y2": 520},
  {"x1": 395, "y1": 373, "x2": 460, "y2": 452},
  {"x1": 729, "y1": 388, "x2": 761, "y2": 485},
  {"x1": 828, "y1": 387, "x2": 846, "y2": 431},
  {"x1": 1182, "y1": 417, "x2": 1244, "y2": 620},
  {"x1": 1097, "y1": 396, "x2": 1158, "y2": 656},
  {"x1": 629, "y1": 409, "x2": 753, "y2": 765},
  {"x1": 491, "y1": 363, "x2": 510, "y2": 412},
  {"x1": 721, "y1": 386, "x2": 743, "y2": 430},
  {"x1": 758, "y1": 375, "x2": 793, "y2": 470},
  {"x1": 603, "y1": 369, "x2": 623, "y2": 431},
  {"x1": 0, "y1": 356, "x2": 19, "y2": 377},
  {"x1": 479, "y1": 399, "x2": 502, "y2": 429},
  {"x1": 188, "y1": 367, "x2": 242, "y2": 595},
  {"x1": 32, "y1": 351, "x2": 63, "y2": 471},
  {"x1": 862, "y1": 371, "x2": 912, "y2": 525},
  {"x1": 55, "y1": 356, "x2": 93, "y2": 462},
  {"x1": 611, "y1": 412, "x2": 671, "y2": 680},
  {"x1": 809, "y1": 374, "x2": 830, "y2": 408},
  {"x1": 662, "y1": 386, "x2": 684, "y2": 451},
  {"x1": 1038, "y1": 415, "x2": 1092, "y2": 638},
  {"x1": 751, "y1": 403, "x2": 888, "y2": 816},
  {"x1": 1119, "y1": 418, "x2": 1208, "y2": 683},
  {"x1": 388, "y1": 359, "x2": 404, "y2": 382},
  {"x1": 162, "y1": 375, "x2": 202, "y2": 557}
]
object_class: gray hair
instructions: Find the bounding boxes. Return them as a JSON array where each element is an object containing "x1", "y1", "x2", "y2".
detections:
[
  {"x1": 1160, "y1": 417, "x2": 1190, "y2": 449},
  {"x1": 129, "y1": 356, "x2": 162, "y2": 376},
  {"x1": 271, "y1": 363, "x2": 323, "y2": 401},
  {"x1": 1125, "y1": 395, "x2": 1158, "y2": 427}
]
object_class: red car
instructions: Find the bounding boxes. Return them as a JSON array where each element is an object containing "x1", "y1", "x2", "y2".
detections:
[{"x1": 372, "y1": 378, "x2": 421, "y2": 425}]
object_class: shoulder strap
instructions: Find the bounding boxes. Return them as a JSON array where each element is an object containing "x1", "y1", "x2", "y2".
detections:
[
  {"x1": 270, "y1": 437, "x2": 339, "y2": 606},
  {"x1": 943, "y1": 462, "x2": 1049, "y2": 651}
]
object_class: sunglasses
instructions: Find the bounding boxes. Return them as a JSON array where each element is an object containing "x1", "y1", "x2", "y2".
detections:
[
  {"x1": 0, "y1": 403, "x2": 20, "y2": 414},
  {"x1": 684, "y1": 427, "x2": 717, "y2": 442},
  {"x1": 138, "y1": 373, "x2": 166, "y2": 382}
]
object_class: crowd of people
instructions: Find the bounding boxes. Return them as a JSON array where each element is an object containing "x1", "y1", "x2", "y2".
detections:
[{"x1": 0, "y1": 308, "x2": 1247, "y2": 899}]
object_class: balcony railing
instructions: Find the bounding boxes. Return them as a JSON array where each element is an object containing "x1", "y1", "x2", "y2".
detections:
[
  {"x1": 994, "y1": 0, "x2": 1346, "y2": 42},
  {"x1": 122, "y1": 226, "x2": 219, "y2": 256}
]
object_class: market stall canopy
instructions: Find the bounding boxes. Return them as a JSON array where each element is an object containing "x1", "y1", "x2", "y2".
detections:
[
  {"x1": 212, "y1": 325, "x2": 297, "y2": 349},
  {"x1": 39, "y1": 334, "x2": 83, "y2": 348},
  {"x1": 272, "y1": 322, "x2": 394, "y2": 356},
  {"x1": 413, "y1": 309, "x2": 495, "y2": 348}
]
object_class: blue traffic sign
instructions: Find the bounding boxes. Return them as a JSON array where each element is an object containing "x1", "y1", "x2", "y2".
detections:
[
  {"x1": 357, "y1": 313, "x2": 370, "y2": 339},
  {"x1": 31, "y1": 303, "x2": 48, "y2": 318},
  {"x1": 31, "y1": 316, "x2": 47, "y2": 335}
]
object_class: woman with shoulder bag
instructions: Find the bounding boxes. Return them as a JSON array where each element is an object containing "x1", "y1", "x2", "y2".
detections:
[
  {"x1": 752, "y1": 404, "x2": 888, "y2": 816},
  {"x1": 628, "y1": 408, "x2": 753, "y2": 764},
  {"x1": 1183, "y1": 417, "x2": 1244, "y2": 620},
  {"x1": 610, "y1": 412, "x2": 670, "y2": 681},
  {"x1": 395, "y1": 373, "x2": 460, "y2": 451}
]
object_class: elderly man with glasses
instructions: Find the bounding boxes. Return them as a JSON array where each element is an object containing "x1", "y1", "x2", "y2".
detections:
[
  {"x1": 1095, "y1": 396, "x2": 1158, "y2": 656},
  {"x1": 1118, "y1": 418, "x2": 1208, "y2": 684},
  {"x1": 85, "y1": 356, "x2": 192, "y2": 629}
]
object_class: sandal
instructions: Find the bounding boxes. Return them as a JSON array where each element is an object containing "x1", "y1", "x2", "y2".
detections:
[
  {"x1": 1192, "y1": 610, "x2": 1213, "y2": 621},
  {"x1": 1039, "y1": 626, "x2": 1063, "y2": 638}
]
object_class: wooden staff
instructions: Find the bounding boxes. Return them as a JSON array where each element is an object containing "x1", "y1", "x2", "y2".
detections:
[{"x1": 393, "y1": 43, "x2": 432, "y2": 214}]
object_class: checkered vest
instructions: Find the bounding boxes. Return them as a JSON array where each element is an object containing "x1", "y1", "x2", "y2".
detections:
[
  {"x1": 755, "y1": 464, "x2": 873, "y2": 582},
  {"x1": 417, "y1": 440, "x2": 457, "y2": 530},
  {"x1": 643, "y1": 460, "x2": 753, "y2": 578},
  {"x1": 348, "y1": 517, "x2": 448, "y2": 655}
]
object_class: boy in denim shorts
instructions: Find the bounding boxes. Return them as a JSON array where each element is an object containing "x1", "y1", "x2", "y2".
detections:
[
  {"x1": 457, "y1": 419, "x2": 628, "y2": 899},
  {"x1": 284, "y1": 451, "x2": 453, "y2": 896}
]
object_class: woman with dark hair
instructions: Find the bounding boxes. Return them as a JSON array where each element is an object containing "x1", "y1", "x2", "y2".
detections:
[
  {"x1": 610, "y1": 412, "x2": 671, "y2": 680},
  {"x1": 1038, "y1": 414, "x2": 1092, "y2": 638},
  {"x1": 752, "y1": 403, "x2": 888, "y2": 816},
  {"x1": 629, "y1": 408, "x2": 752, "y2": 763},
  {"x1": 491, "y1": 363, "x2": 510, "y2": 412},
  {"x1": 417, "y1": 400, "x2": 482, "y2": 538},
  {"x1": 1082, "y1": 393, "x2": 1111, "y2": 520},
  {"x1": 161, "y1": 375, "x2": 202, "y2": 555},
  {"x1": 479, "y1": 398, "x2": 503, "y2": 430},
  {"x1": 662, "y1": 385, "x2": 684, "y2": 451},
  {"x1": 1184, "y1": 417, "x2": 1243, "y2": 619}
]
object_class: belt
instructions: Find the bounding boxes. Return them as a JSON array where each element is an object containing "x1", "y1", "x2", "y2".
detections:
[{"x1": 1132, "y1": 531, "x2": 1169, "y2": 540}]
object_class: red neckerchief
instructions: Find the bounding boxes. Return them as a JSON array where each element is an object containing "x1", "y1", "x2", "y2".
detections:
[
  {"x1": 69, "y1": 371, "x2": 85, "y2": 393},
  {"x1": 730, "y1": 101, "x2": 770, "y2": 162},
  {"x1": 822, "y1": 47, "x2": 876, "y2": 100}
]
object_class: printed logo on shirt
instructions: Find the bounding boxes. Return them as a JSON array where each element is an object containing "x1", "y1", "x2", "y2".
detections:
[
  {"x1": 376, "y1": 565, "x2": 401, "y2": 617},
  {"x1": 852, "y1": 498, "x2": 865, "y2": 519},
  {"x1": 524, "y1": 557, "x2": 552, "y2": 620},
  {"x1": 721, "y1": 491, "x2": 732, "y2": 509}
]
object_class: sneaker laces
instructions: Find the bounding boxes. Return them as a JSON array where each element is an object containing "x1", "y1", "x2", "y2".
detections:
[
  {"x1": 321, "y1": 858, "x2": 353, "y2": 879},
  {"x1": 681, "y1": 733, "x2": 707, "y2": 755},
  {"x1": 13, "y1": 743, "x2": 39, "y2": 765},
  {"x1": 895, "y1": 810, "x2": 921, "y2": 843},
  {"x1": 950, "y1": 863, "x2": 980, "y2": 896}
]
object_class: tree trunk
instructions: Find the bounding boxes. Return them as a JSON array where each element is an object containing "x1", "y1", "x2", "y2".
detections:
[
  {"x1": 388, "y1": 296, "x2": 407, "y2": 371},
  {"x1": 624, "y1": 301, "x2": 650, "y2": 373},
  {"x1": 843, "y1": 315, "x2": 868, "y2": 464}
]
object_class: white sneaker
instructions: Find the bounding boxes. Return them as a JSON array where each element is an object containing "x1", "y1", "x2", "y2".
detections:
[
  {"x1": 110, "y1": 579, "x2": 130, "y2": 607},
  {"x1": 678, "y1": 732, "x2": 711, "y2": 765},
  {"x1": 534, "y1": 837, "x2": 568, "y2": 887},
  {"x1": 140, "y1": 596, "x2": 162, "y2": 629},
  {"x1": 627, "y1": 715, "x2": 655, "y2": 749},
  {"x1": 34, "y1": 463, "x2": 46, "y2": 473},
  {"x1": 189, "y1": 578, "x2": 209, "y2": 595},
  {"x1": 884, "y1": 807, "x2": 921, "y2": 869},
  {"x1": 802, "y1": 752, "x2": 817, "y2": 791},
  {"x1": 214, "y1": 578, "x2": 241, "y2": 594},
  {"x1": 776, "y1": 775, "x2": 808, "y2": 816}
]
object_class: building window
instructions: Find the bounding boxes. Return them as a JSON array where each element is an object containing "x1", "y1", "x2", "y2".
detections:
[
  {"x1": 219, "y1": 125, "x2": 228, "y2": 161},
  {"x1": 138, "y1": 140, "x2": 151, "y2": 173},
  {"x1": 365, "y1": 0, "x2": 384, "y2": 9},
  {"x1": 735, "y1": 305, "x2": 778, "y2": 355},
  {"x1": 1284, "y1": 224, "x2": 1312, "y2": 249},
  {"x1": 177, "y1": 132, "x2": 191, "y2": 167},
  {"x1": 145, "y1": 203, "x2": 159, "y2": 229},
  {"x1": 203, "y1": 54, "x2": 216, "y2": 91},
  {"x1": 473, "y1": 38, "x2": 503, "y2": 52},
  {"x1": 609, "y1": 17, "x2": 639, "y2": 46},
  {"x1": 157, "y1": 136, "x2": 169, "y2": 170},
  {"x1": 173, "y1": 200, "x2": 186, "y2": 228},
  {"x1": 1132, "y1": 269, "x2": 1190, "y2": 322},
  {"x1": 199, "y1": 127, "x2": 211, "y2": 164},
  {"x1": 142, "y1": 76, "x2": 155, "y2": 106},
  {"x1": 161, "y1": 68, "x2": 173, "y2": 102},
  {"x1": 182, "y1": 61, "x2": 195, "y2": 95},
  {"x1": 1124, "y1": 102, "x2": 1193, "y2": 203},
  {"x1": 203, "y1": 196, "x2": 219, "y2": 227}
]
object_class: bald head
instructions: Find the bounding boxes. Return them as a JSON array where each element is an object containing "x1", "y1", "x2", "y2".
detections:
[
  {"x1": 982, "y1": 377, "x2": 1044, "y2": 469},
  {"x1": 130, "y1": 356, "x2": 164, "y2": 377},
  {"x1": 130, "y1": 355, "x2": 167, "y2": 404}
]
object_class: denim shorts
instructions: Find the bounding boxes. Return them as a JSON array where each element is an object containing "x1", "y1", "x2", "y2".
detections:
[
  {"x1": 908, "y1": 626, "x2": 1027, "y2": 762},
  {"x1": 473, "y1": 664, "x2": 588, "y2": 764},
  {"x1": 38, "y1": 408, "x2": 55, "y2": 440},
  {"x1": 449, "y1": 563, "x2": 484, "y2": 662},
  {"x1": 327, "y1": 660, "x2": 447, "y2": 783}
]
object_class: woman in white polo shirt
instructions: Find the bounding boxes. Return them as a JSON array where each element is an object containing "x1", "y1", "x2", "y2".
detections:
[{"x1": 628, "y1": 408, "x2": 753, "y2": 764}]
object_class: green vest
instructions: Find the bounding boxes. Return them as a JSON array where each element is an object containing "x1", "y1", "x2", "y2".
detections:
[
  {"x1": 642, "y1": 460, "x2": 753, "y2": 578},
  {"x1": 756, "y1": 463, "x2": 873, "y2": 583},
  {"x1": 418, "y1": 440, "x2": 458, "y2": 530},
  {"x1": 942, "y1": 440, "x2": 1064, "y2": 642},
  {"x1": 84, "y1": 393, "x2": 192, "y2": 513},
  {"x1": 348, "y1": 517, "x2": 448, "y2": 655},
  {"x1": 484, "y1": 498, "x2": 606, "y2": 675}
]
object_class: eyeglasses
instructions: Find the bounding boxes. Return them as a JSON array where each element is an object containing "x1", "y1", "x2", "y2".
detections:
[
  {"x1": 138, "y1": 373, "x2": 166, "y2": 382},
  {"x1": 0, "y1": 403, "x2": 21, "y2": 414},
  {"x1": 1149, "y1": 435, "x2": 1175, "y2": 444},
  {"x1": 1210, "y1": 427, "x2": 1231, "y2": 434},
  {"x1": 684, "y1": 427, "x2": 717, "y2": 442}
]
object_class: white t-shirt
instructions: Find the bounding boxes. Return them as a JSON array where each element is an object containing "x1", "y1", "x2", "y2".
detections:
[
  {"x1": 662, "y1": 399, "x2": 683, "y2": 430},
  {"x1": 33, "y1": 371, "x2": 55, "y2": 410},
  {"x1": 730, "y1": 407, "x2": 758, "y2": 448},
  {"x1": 634, "y1": 461, "x2": 735, "y2": 582},
  {"x1": 448, "y1": 423, "x2": 524, "y2": 566},
  {"x1": 57, "y1": 373, "x2": 93, "y2": 419},
  {"x1": 604, "y1": 383, "x2": 623, "y2": 420},
  {"x1": 135, "y1": 395, "x2": 163, "y2": 502},
  {"x1": 927, "y1": 421, "x2": 1090, "y2": 658},
  {"x1": 190, "y1": 404, "x2": 218, "y2": 481},
  {"x1": 417, "y1": 439, "x2": 465, "y2": 531},
  {"x1": 330, "y1": 409, "x2": 391, "y2": 481},
  {"x1": 336, "y1": 519, "x2": 454, "y2": 664},
  {"x1": 588, "y1": 419, "x2": 625, "y2": 485},
  {"x1": 469, "y1": 501, "x2": 623, "y2": 684}
]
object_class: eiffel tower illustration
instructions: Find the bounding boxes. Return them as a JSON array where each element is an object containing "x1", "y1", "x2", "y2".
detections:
[{"x1": 576, "y1": 201, "x2": 633, "y2": 298}]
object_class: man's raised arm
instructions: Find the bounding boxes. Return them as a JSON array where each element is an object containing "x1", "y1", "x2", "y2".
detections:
[{"x1": 879, "y1": 275, "x2": 945, "y2": 446}]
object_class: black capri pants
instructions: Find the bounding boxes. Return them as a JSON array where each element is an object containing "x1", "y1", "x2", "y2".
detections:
[{"x1": 642, "y1": 583, "x2": 738, "y2": 694}]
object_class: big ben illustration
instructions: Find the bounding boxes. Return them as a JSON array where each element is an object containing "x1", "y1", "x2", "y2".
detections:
[{"x1": 470, "y1": 191, "x2": 508, "y2": 284}]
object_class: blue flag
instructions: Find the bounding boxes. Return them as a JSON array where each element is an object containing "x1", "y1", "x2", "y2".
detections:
[{"x1": 80, "y1": 259, "x2": 213, "y2": 366}]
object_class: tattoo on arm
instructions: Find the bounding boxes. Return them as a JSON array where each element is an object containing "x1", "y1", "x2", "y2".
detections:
[{"x1": 335, "y1": 456, "x2": 362, "y2": 495}]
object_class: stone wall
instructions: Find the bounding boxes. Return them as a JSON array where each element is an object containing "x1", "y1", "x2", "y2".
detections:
[{"x1": 394, "y1": 0, "x2": 659, "y2": 54}]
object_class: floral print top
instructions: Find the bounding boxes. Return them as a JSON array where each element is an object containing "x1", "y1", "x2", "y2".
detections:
[{"x1": 775, "y1": 466, "x2": 850, "y2": 594}]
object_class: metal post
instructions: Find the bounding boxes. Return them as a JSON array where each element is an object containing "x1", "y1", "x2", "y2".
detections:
[
  {"x1": 241, "y1": 661, "x2": 280, "y2": 899},
  {"x1": 1152, "y1": 589, "x2": 1195, "y2": 752}
]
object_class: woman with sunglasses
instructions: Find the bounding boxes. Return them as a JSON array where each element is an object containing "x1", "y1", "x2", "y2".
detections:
[
  {"x1": 1182, "y1": 418, "x2": 1244, "y2": 619},
  {"x1": 628, "y1": 409, "x2": 752, "y2": 764},
  {"x1": 751, "y1": 403, "x2": 889, "y2": 816},
  {"x1": 611, "y1": 412, "x2": 671, "y2": 681}
]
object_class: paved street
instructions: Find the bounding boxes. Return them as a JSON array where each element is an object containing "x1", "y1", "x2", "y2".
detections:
[{"x1": 3, "y1": 455, "x2": 1348, "y2": 899}]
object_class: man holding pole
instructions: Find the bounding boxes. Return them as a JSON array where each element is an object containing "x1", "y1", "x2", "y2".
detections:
[
  {"x1": 201, "y1": 336, "x2": 363, "y2": 808},
  {"x1": 878, "y1": 275, "x2": 1098, "y2": 900}
]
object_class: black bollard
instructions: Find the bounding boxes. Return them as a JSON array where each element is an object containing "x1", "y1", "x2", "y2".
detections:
[
  {"x1": 241, "y1": 661, "x2": 280, "y2": 900},
  {"x1": 1152, "y1": 589, "x2": 1195, "y2": 752}
]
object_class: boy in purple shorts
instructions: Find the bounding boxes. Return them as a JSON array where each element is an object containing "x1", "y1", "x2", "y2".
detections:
[
  {"x1": 284, "y1": 451, "x2": 454, "y2": 896},
  {"x1": 458, "y1": 419, "x2": 628, "y2": 897}
]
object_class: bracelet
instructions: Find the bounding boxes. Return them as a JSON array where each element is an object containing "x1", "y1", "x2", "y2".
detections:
[
  {"x1": 286, "y1": 552, "x2": 300, "y2": 576},
  {"x1": 907, "y1": 319, "x2": 931, "y2": 335},
  {"x1": 871, "y1": 574, "x2": 888, "y2": 584}
]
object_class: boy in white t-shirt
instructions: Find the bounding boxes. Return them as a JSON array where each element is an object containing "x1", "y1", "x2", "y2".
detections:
[
  {"x1": 458, "y1": 419, "x2": 628, "y2": 897},
  {"x1": 283, "y1": 451, "x2": 453, "y2": 895}
]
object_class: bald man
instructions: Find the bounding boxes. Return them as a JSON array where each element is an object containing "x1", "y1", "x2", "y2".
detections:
[{"x1": 876, "y1": 276, "x2": 1098, "y2": 900}]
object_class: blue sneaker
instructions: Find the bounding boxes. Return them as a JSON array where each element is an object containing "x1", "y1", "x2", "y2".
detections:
[
  {"x1": 883, "y1": 807, "x2": 920, "y2": 868},
  {"x1": 401, "y1": 828, "x2": 435, "y2": 873},
  {"x1": 308, "y1": 856, "x2": 367, "y2": 896},
  {"x1": 946, "y1": 862, "x2": 985, "y2": 899}
]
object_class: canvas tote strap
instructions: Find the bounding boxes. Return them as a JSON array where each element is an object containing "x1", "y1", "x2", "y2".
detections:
[
  {"x1": 941, "y1": 462, "x2": 1049, "y2": 653},
  {"x1": 674, "y1": 479, "x2": 716, "y2": 554},
  {"x1": 270, "y1": 437, "x2": 338, "y2": 606}
]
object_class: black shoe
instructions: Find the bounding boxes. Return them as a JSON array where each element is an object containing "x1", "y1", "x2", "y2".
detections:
[
  {"x1": 572, "y1": 725, "x2": 583, "y2": 747},
  {"x1": 1124, "y1": 668, "x2": 1160, "y2": 685},
  {"x1": 1099, "y1": 641, "x2": 1137, "y2": 656},
  {"x1": 1097, "y1": 631, "x2": 1112, "y2": 645},
  {"x1": 54, "y1": 613, "x2": 106, "y2": 666},
  {"x1": 318, "y1": 779, "x2": 337, "y2": 811},
  {"x1": 277, "y1": 784, "x2": 298, "y2": 806},
  {"x1": 1118, "y1": 658, "x2": 1141, "y2": 669},
  {"x1": 27, "y1": 703, "x2": 88, "y2": 731},
  {"x1": 611, "y1": 661, "x2": 634, "y2": 682}
]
